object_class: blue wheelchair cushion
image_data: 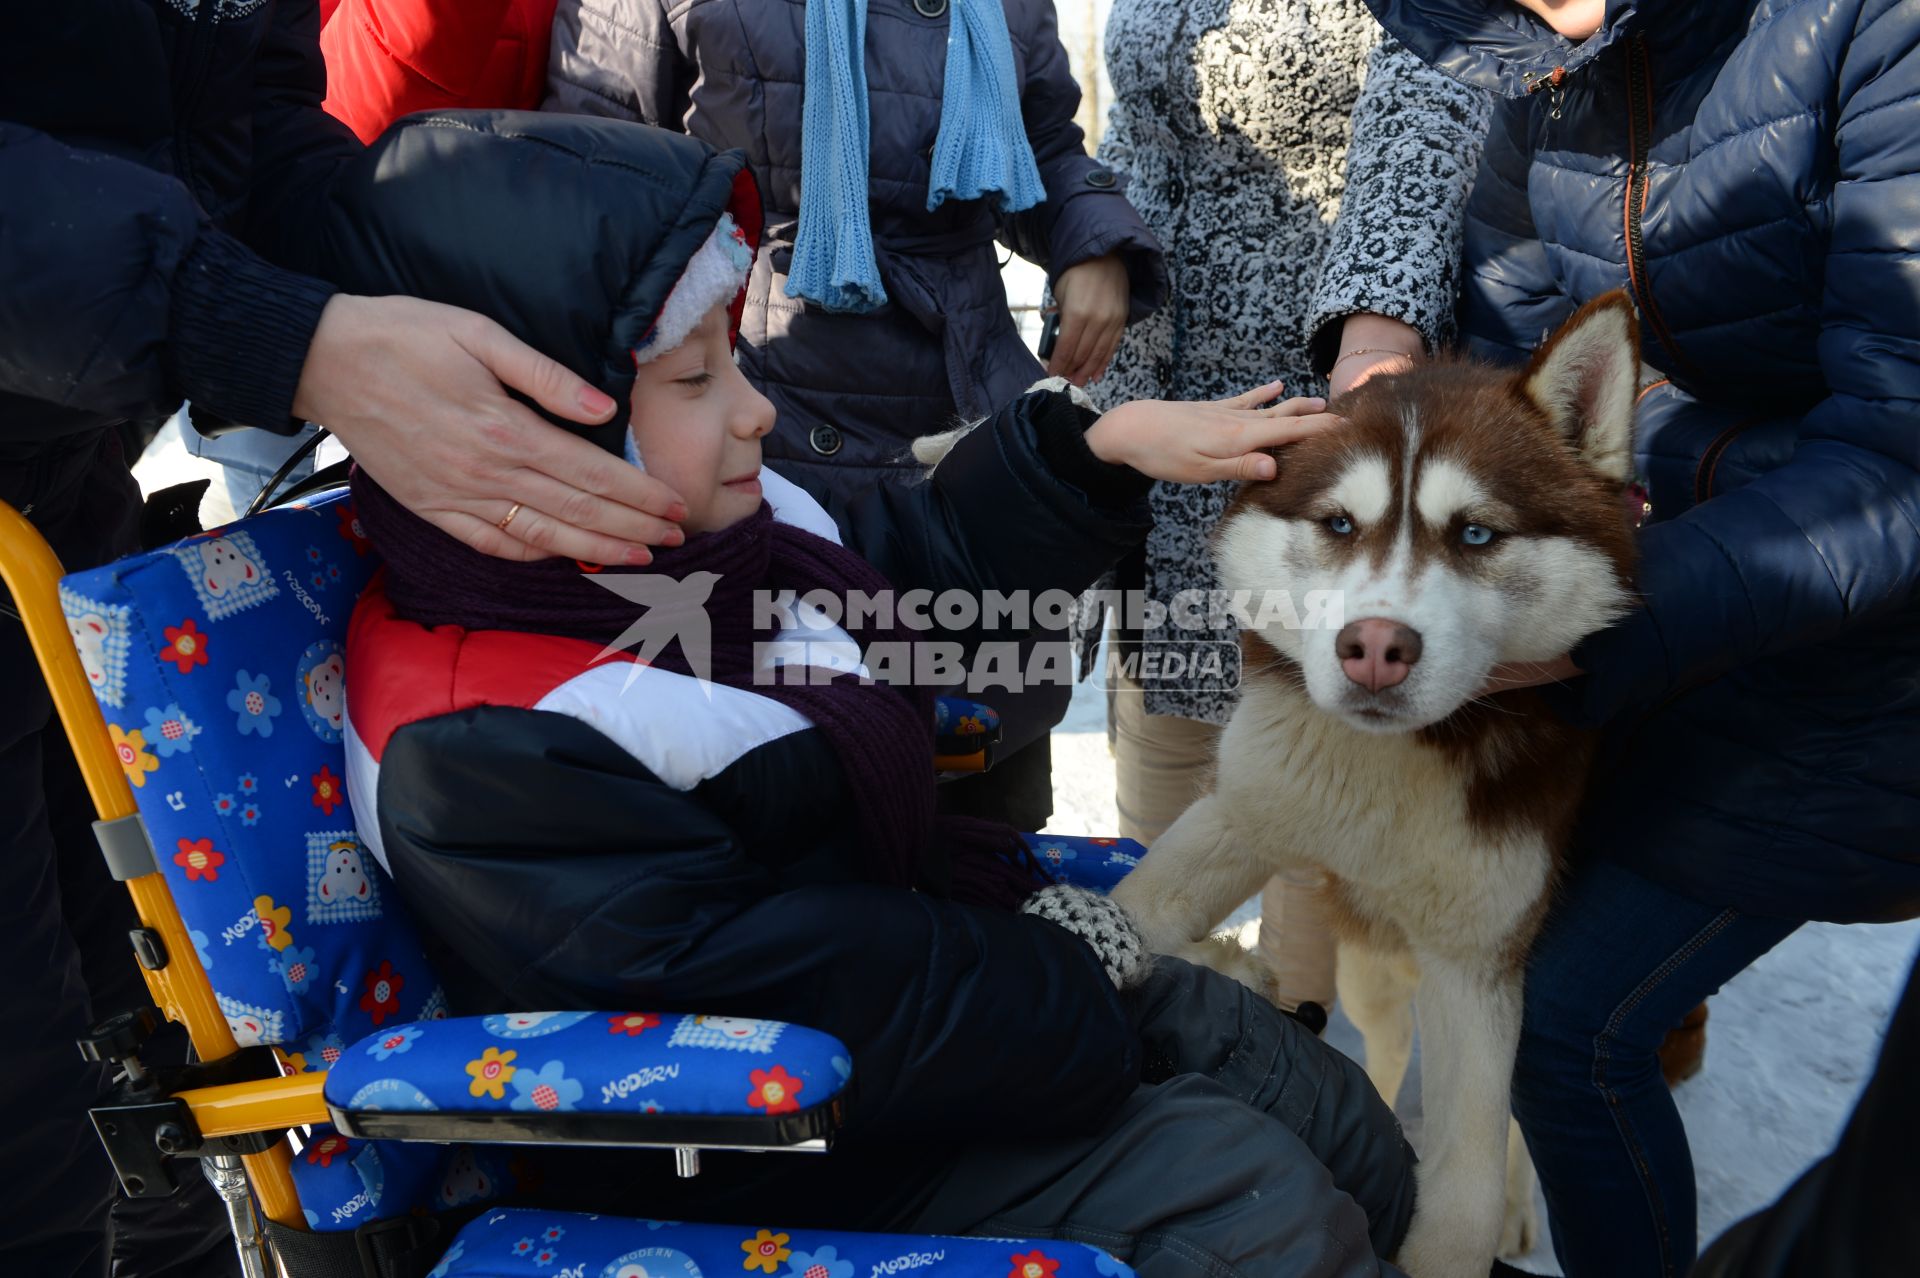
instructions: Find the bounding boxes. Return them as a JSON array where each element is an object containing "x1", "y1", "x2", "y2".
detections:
[
  {"x1": 429, "y1": 1207, "x2": 1135, "y2": 1278},
  {"x1": 1023, "y1": 834, "x2": 1145, "y2": 895},
  {"x1": 59, "y1": 493, "x2": 443, "y2": 1051},
  {"x1": 325, "y1": 1012, "x2": 851, "y2": 1125}
]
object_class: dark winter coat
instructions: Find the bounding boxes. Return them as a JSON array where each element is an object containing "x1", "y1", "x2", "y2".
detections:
[
  {"x1": 0, "y1": 0, "x2": 361, "y2": 463},
  {"x1": 544, "y1": 0, "x2": 1168, "y2": 501},
  {"x1": 1369, "y1": 0, "x2": 1920, "y2": 922}
]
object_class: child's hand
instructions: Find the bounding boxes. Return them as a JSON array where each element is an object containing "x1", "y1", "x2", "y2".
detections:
[{"x1": 1086, "y1": 381, "x2": 1345, "y2": 484}]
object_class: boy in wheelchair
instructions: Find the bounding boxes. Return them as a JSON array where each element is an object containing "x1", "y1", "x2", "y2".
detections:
[{"x1": 322, "y1": 111, "x2": 1415, "y2": 1276}]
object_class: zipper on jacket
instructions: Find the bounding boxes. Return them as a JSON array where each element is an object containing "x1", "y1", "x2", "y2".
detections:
[
  {"x1": 1524, "y1": 66, "x2": 1567, "y2": 119},
  {"x1": 171, "y1": 0, "x2": 221, "y2": 200},
  {"x1": 1622, "y1": 35, "x2": 1694, "y2": 381}
]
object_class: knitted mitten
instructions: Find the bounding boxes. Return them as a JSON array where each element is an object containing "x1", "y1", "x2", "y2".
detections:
[{"x1": 1020, "y1": 884, "x2": 1153, "y2": 990}]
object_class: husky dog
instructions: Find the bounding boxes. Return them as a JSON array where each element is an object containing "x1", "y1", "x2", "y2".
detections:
[{"x1": 1111, "y1": 293, "x2": 1644, "y2": 1278}]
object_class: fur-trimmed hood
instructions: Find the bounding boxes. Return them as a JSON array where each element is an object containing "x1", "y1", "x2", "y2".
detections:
[{"x1": 311, "y1": 110, "x2": 761, "y2": 454}]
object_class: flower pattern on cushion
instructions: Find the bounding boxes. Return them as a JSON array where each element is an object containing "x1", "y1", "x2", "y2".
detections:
[
  {"x1": 427, "y1": 1209, "x2": 1134, "y2": 1278},
  {"x1": 311, "y1": 766, "x2": 344, "y2": 815},
  {"x1": 112, "y1": 725, "x2": 159, "y2": 788},
  {"x1": 306, "y1": 1133, "x2": 351, "y2": 1168},
  {"x1": 610, "y1": 1013, "x2": 661, "y2": 1037},
  {"x1": 142, "y1": 704, "x2": 200, "y2": 757},
  {"x1": 787, "y1": 1246, "x2": 854, "y2": 1278},
  {"x1": 161, "y1": 619, "x2": 210, "y2": 673},
  {"x1": 275, "y1": 944, "x2": 319, "y2": 994},
  {"x1": 1033, "y1": 840, "x2": 1077, "y2": 869},
  {"x1": 361, "y1": 961, "x2": 404, "y2": 1025},
  {"x1": 226, "y1": 670, "x2": 282, "y2": 737},
  {"x1": 239, "y1": 800, "x2": 262, "y2": 826},
  {"x1": 466, "y1": 1047, "x2": 518, "y2": 1100},
  {"x1": 303, "y1": 1032, "x2": 347, "y2": 1071},
  {"x1": 365, "y1": 1025, "x2": 423, "y2": 1061},
  {"x1": 1010, "y1": 1252, "x2": 1061, "y2": 1278},
  {"x1": 173, "y1": 837, "x2": 224, "y2": 882},
  {"x1": 336, "y1": 503, "x2": 372, "y2": 555},
  {"x1": 238, "y1": 772, "x2": 258, "y2": 794},
  {"x1": 255, "y1": 896, "x2": 294, "y2": 952},
  {"x1": 510, "y1": 1060, "x2": 584, "y2": 1113},
  {"x1": 747, "y1": 1066, "x2": 803, "y2": 1116},
  {"x1": 742, "y1": 1230, "x2": 792, "y2": 1273}
]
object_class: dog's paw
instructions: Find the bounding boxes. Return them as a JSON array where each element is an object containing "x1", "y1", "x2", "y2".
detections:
[{"x1": 1175, "y1": 933, "x2": 1284, "y2": 1006}]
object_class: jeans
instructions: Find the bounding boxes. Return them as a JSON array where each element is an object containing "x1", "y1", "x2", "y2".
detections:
[{"x1": 1514, "y1": 858, "x2": 1799, "y2": 1278}]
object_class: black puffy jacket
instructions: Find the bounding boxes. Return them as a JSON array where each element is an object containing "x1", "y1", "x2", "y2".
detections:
[
  {"x1": 1371, "y1": 0, "x2": 1920, "y2": 923},
  {"x1": 0, "y1": 0, "x2": 362, "y2": 462}
]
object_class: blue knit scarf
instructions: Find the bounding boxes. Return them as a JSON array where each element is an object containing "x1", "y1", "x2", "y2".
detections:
[{"x1": 788, "y1": 0, "x2": 1046, "y2": 314}]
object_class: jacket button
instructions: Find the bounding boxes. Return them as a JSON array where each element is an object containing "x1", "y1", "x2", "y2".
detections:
[
  {"x1": 809, "y1": 424, "x2": 844, "y2": 456},
  {"x1": 913, "y1": 0, "x2": 948, "y2": 16},
  {"x1": 1086, "y1": 167, "x2": 1116, "y2": 189}
]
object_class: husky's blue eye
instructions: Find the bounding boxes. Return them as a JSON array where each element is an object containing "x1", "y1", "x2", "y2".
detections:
[
  {"x1": 1461, "y1": 523, "x2": 1495, "y2": 546},
  {"x1": 1325, "y1": 515, "x2": 1355, "y2": 536}
]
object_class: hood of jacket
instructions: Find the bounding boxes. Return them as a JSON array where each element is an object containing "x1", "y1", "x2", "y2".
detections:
[{"x1": 312, "y1": 110, "x2": 760, "y2": 455}]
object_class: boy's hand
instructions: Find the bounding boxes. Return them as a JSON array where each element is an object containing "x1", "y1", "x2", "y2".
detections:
[
  {"x1": 1085, "y1": 381, "x2": 1345, "y2": 484},
  {"x1": 294, "y1": 294, "x2": 687, "y2": 565}
]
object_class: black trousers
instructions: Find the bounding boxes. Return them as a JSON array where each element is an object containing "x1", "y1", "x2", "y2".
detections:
[
  {"x1": 531, "y1": 959, "x2": 1417, "y2": 1278},
  {"x1": 0, "y1": 434, "x2": 238, "y2": 1278}
]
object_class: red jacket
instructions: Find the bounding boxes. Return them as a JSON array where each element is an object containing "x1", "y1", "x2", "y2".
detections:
[{"x1": 319, "y1": 0, "x2": 557, "y2": 143}]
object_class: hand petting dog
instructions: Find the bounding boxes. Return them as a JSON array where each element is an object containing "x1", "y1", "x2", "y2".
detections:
[{"x1": 1088, "y1": 381, "x2": 1345, "y2": 484}]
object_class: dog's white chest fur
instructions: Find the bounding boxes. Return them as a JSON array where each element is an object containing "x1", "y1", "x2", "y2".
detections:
[{"x1": 1218, "y1": 675, "x2": 1551, "y2": 960}]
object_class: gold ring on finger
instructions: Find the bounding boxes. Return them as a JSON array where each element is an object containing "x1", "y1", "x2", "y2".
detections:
[{"x1": 497, "y1": 501, "x2": 525, "y2": 532}]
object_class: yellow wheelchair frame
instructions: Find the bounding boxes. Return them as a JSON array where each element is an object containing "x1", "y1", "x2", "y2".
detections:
[{"x1": 1, "y1": 500, "x2": 337, "y2": 1271}]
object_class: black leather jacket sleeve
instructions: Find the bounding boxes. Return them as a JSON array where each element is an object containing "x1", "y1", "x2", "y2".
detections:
[{"x1": 377, "y1": 707, "x2": 1144, "y2": 1143}]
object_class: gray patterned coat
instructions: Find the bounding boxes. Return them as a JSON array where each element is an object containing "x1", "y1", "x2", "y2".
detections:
[{"x1": 1092, "y1": 0, "x2": 1490, "y2": 723}]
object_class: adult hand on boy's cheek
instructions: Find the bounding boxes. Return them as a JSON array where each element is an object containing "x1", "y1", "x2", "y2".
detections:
[
  {"x1": 295, "y1": 295, "x2": 688, "y2": 565},
  {"x1": 1085, "y1": 381, "x2": 1345, "y2": 485},
  {"x1": 1047, "y1": 252, "x2": 1130, "y2": 387}
]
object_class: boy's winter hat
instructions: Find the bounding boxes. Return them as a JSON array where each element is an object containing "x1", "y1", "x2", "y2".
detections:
[
  {"x1": 311, "y1": 110, "x2": 761, "y2": 456},
  {"x1": 631, "y1": 212, "x2": 756, "y2": 366}
]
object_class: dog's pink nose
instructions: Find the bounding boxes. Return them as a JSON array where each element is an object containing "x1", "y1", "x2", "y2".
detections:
[{"x1": 1337, "y1": 618, "x2": 1423, "y2": 692}]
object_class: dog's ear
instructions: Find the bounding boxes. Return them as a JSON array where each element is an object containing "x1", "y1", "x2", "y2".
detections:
[{"x1": 1520, "y1": 291, "x2": 1640, "y2": 482}]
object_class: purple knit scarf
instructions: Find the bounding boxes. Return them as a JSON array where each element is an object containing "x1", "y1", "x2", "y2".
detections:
[{"x1": 350, "y1": 471, "x2": 1045, "y2": 910}]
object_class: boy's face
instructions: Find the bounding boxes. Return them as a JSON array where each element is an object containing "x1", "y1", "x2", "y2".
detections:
[{"x1": 628, "y1": 304, "x2": 777, "y2": 535}]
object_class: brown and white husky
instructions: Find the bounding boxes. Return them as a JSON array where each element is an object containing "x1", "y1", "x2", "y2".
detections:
[{"x1": 1111, "y1": 293, "x2": 1645, "y2": 1278}]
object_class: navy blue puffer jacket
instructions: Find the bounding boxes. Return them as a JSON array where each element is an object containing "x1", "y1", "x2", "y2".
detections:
[{"x1": 1368, "y1": 0, "x2": 1920, "y2": 922}]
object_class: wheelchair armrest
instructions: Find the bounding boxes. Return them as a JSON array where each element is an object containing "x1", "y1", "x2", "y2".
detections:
[
  {"x1": 321, "y1": 1012, "x2": 851, "y2": 1153},
  {"x1": 934, "y1": 695, "x2": 1002, "y2": 774}
]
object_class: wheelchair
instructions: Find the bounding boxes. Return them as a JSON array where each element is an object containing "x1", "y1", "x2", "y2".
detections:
[{"x1": 0, "y1": 484, "x2": 1152, "y2": 1278}]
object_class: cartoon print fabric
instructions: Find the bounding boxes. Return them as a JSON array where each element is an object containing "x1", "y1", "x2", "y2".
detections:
[
  {"x1": 421, "y1": 1209, "x2": 1132, "y2": 1278},
  {"x1": 61, "y1": 493, "x2": 442, "y2": 1056}
]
